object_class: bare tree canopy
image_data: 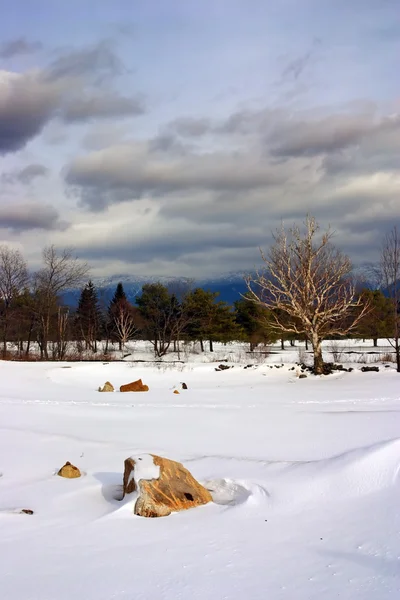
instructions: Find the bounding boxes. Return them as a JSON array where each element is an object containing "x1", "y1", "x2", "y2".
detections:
[
  {"x1": 0, "y1": 245, "x2": 28, "y2": 305},
  {"x1": 380, "y1": 226, "x2": 400, "y2": 372},
  {"x1": 33, "y1": 245, "x2": 89, "y2": 359},
  {"x1": 0, "y1": 245, "x2": 29, "y2": 356},
  {"x1": 246, "y1": 216, "x2": 370, "y2": 374},
  {"x1": 34, "y1": 245, "x2": 89, "y2": 296}
]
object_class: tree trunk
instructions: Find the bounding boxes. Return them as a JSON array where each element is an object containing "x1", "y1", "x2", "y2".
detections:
[
  {"x1": 311, "y1": 331, "x2": 324, "y2": 374},
  {"x1": 373, "y1": 338, "x2": 378, "y2": 347},
  {"x1": 290, "y1": 339, "x2": 295, "y2": 347},
  {"x1": 305, "y1": 338, "x2": 309, "y2": 351},
  {"x1": 395, "y1": 337, "x2": 400, "y2": 373},
  {"x1": 200, "y1": 339, "x2": 204, "y2": 352},
  {"x1": 281, "y1": 338, "x2": 285, "y2": 350},
  {"x1": 25, "y1": 320, "x2": 34, "y2": 358},
  {"x1": 209, "y1": 339, "x2": 214, "y2": 352}
]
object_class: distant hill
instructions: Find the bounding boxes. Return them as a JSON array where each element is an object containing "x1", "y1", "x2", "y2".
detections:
[
  {"x1": 61, "y1": 265, "x2": 385, "y2": 310},
  {"x1": 61, "y1": 272, "x2": 249, "y2": 308}
]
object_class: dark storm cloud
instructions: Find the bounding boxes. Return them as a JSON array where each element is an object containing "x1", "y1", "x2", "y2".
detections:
[
  {"x1": 46, "y1": 40, "x2": 123, "y2": 82},
  {"x1": 0, "y1": 73, "x2": 61, "y2": 153},
  {"x1": 0, "y1": 203, "x2": 68, "y2": 232},
  {"x1": 63, "y1": 92, "x2": 145, "y2": 122},
  {"x1": 65, "y1": 144, "x2": 287, "y2": 210},
  {"x1": 0, "y1": 40, "x2": 144, "y2": 154},
  {"x1": 2, "y1": 164, "x2": 49, "y2": 185},
  {"x1": 74, "y1": 226, "x2": 260, "y2": 264},
  {"x1": 0, "y1": 37, "x2": 42, "y2": 58},
  {"x1": 269, "y1": 112, "x2": 377, "y2": 158}
]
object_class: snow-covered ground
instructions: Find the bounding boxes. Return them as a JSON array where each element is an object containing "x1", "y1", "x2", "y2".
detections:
[{"x1": 1, "y1": 341, "x2": 399, "y2": 599}]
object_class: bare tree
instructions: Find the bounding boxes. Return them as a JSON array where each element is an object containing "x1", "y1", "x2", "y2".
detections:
[
  {"x1": 33, "y1": 246, "x2": 89, "y2": 359},
  {"x1": 246, "y1": 216, "x2": 369, "y2": 374},
  {"x1": 52, "y1": 307, "x2": 70, "y2": 360},
  {"x1": 381, "y1": 226, "x2": 400, "y2": 372},
  {"x1": 0, "y1": 246, "x2": 29, "y2": 357},
  {"x1": 109, "y1": 299, "x2": 138, "y2": 355}
]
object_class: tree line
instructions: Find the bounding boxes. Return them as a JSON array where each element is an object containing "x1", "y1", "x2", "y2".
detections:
[{"x1": 0, "y1": 217, "x2": 399, "y2": 372}]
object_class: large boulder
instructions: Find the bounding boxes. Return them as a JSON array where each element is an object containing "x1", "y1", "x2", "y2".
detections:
[
  {"x1": 120, "y1": 379, "x2": 149, "y2": 392},
  {"x1": 57, "y1": 462, "x2": 81, "y2": 478},
  {"x1": 122, "y1": 454, "x2": 212, "y2": 517},
  {"x1": 98, "y1": 381, "x2": 114, "y2": 392}
]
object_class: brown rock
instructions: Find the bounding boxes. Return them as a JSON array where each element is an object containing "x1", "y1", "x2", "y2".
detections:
[
  {"x1": 20, "y1": 509, "x2": 34, "y2": 515},
  {"x1": 98, "y1": 381, "x2": 114, "y2": 392},
  {"x1": 57, "y1": 461, "x2": 81, "y2": 478},
  {"x1": 122, "y1": 454, "x2": 212, "y2": 518},
  {"x1": 173, "y1": 389, "x2": 180, "y2": 394},
  {"x1": 181, "y1": 382, "x2": 188, "y2": 389},
  {"x1": 120, "y1": 379, "x2": 149, "y2": 392}
]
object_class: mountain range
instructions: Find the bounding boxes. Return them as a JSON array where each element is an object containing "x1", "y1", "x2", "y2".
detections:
[
  {"x1": 61, "y1": 272, "x2": 249, "y2": 308},
  {"x1": 61, "y1": 263, "x2": 391, "y2": 309}
]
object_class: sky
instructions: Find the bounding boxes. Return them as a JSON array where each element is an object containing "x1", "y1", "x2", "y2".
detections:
[{"x1": 1, "y1": 0, "x2": 399, "y2": 280}]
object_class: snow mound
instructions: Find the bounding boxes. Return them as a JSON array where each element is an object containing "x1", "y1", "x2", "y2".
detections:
[
  {"x1": 316, "y1": 437, "x2": 400, "y2": 497},
  {"x1": 270, "y1": 438, "x2": 400, "y2": 513},
  {"x1": 204, "y1": 478, "x2": 270, "y2": 507},
  {"x1": 201, "y1": 438, "x2": 400, "y2": 515}
]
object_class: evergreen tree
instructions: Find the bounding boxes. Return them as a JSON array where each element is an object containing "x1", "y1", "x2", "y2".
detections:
[
  {"x1": 136, "y1": 283, "x2": 177, "y2": 357},
  {"x1": 107, "y1": 283, "x2": 128, "y2": 350},
  {"x1": 75, "y1": 280, "x2": 102, "y2": 352},
  {"x1": 183, "y1": 288, "x2": 240, "y2": 351},
  {"x1": 234, "y1": 293, "x2": 276, "y2": 350},
  {"x1": 355, "y1": 289, "x2": 395, "y2": 346},
  {"x1": 109, "y1": 282, "x2": 127, "y2": 311}
]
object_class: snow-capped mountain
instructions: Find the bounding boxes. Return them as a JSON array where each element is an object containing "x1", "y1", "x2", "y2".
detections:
[{"x1": 61, "y1": 271, "x2": 248, "y2": 308}]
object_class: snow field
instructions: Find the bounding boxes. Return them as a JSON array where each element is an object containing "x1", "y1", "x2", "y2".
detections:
[{"x1": 0, "y1": 346, "x2": 399, "y2": 599}]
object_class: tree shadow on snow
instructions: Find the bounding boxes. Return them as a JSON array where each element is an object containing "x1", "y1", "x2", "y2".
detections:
[{"x1": 93, "y1": 472, "x2": 124, "y2": 504}]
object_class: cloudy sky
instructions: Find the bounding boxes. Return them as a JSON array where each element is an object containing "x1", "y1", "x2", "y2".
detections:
[{"x1": 1, "y1": 0, "x2": 399, "y2": 279}]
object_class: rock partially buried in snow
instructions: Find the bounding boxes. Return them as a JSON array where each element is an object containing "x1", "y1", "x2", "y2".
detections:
[
  {"x1": 57, "y1": 462, "x2": 81, "y2": 478},
  {"x1": 122, "y1": 454, "x2": 213, "y2": 518},
  {"x1": 98, "y1": 381, "x2": 114, "y2": 392},
  {"x1": 173, "y1": 389, "x2": 180, "y2": 394},
  {"x1": 120, "y1": 379, "x2": 149, "y2": 392}
]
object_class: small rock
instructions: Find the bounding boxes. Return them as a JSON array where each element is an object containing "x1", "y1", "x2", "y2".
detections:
[
  {"x1": 20, "y1": 509, "x2": 34, "y2": 515},
  {"x1": 173, "y1": 389, "x2": 180, "y2": 394},
  {"x1": 120, "y1": 379, "x2": 149, "y2": 392},
  {"x1": 360, "y1": 366, "x2": 379, "y2": 373},
  {"x1": 181, "y1": 382, "x2": 188, "y2": 390},
  {"x1": 217, "y1": 364, "x2": 231, "y2": 371},
  {"x1": 98, "y1": 381, "x2": 114, "y2": 392},
  {"x1": 58, "y1": 461, "x2": 81, "y2": 478},
  {"x1": 299, "y1": 374, "x2": 307, "y2": 379}
]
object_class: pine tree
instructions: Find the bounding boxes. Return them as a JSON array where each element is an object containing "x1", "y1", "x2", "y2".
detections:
[
  {"x1": 136, "y1": 283, "x2": 177, "y2": 357},
  {"x1": 183, "y1": 288, "x2": 240, "y2": 351},
  {"x1": 234, "y1": 293, "x2": 276, "y2": 350},
  {"x1": 109, "y1": 283, "x2": 127, "y2": 309},
  {"x1": 356, "y1": 289, "x2": 395, "y2": 346},
  {"x1": 75, "y1": 280, "x2": 102, "y2": 352}
]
